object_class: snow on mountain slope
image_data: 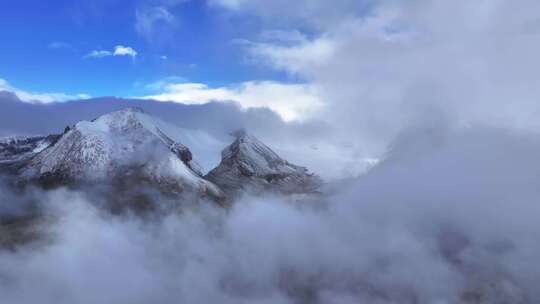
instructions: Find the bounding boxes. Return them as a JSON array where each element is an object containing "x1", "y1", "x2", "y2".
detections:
[
  {"x1": 206, "y1": 130, "x2": 322, "y2": 198},
  {"x1": 0, "y1": 108, "x2": 323, "y2": 205},
  {"x1": 0, "y1": 135, "x2": 60, "y2": 164},
  {"x1": 19, "y1": 108, "x2": 224, "y2": 201}
]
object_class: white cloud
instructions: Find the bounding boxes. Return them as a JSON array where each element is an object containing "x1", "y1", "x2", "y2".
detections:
[
  {"x1": 143, "y1": 76, "x2": 186, "y2": 91},
  {"x1": 85, "y1": 46, "x2": 137, "y2": 59},
  {"x1": 113, "y1": 45, "x2": 138, "y2": 58},
  {"x1": 0, "y1": 78, "x2": 90, "y2": 103},
  {"x1": 244, "y1": 33, "x2": 336, "y2": 76},
  {"x1": 216, "y1": 0, "x2": 540, "y2": 155},
  {"x1": 85, "y1": 50, "x2": 113, "y2": 58},
  {"x1": 142, "y1": 80, "x2": 323, "y2": 122},
  {"x1": 209, "y1": 0, "x2": 370, "y2": 28},
  {"x1": 258, "y1": 29, "x2": 308, "y2": 45}
]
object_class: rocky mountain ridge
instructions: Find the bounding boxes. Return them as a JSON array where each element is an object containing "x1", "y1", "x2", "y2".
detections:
[{"x1": 0, "y1": 108, "x2": 322, "y2": 206}]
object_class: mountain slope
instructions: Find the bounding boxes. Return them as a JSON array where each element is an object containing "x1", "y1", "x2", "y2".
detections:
[
  {"x1": 0, "y1": 109, "x2": 323, "y2": 207},
  {"x1": 205, "y1": 131, "x2": 322, "y2": 199},
  {"x1": 15, "y1": 108, "x2": 224, "y2": 202},
  {"x1": 0, "y1": 135, "x2": 60, "y2": 164}
]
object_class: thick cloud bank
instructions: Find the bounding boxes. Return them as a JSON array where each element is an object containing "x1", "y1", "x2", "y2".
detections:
[
  {"x1": 216, "y1": 0, "x2": 540, "y2": 157},
  {"x1": 2, "y1": 1, "x2": 540, "y2": 302},
  {"x1": 0, "y1": 125, "x2": 539, "y2": 303}
]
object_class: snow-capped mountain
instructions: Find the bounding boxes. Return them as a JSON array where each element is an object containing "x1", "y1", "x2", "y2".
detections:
[
  {"x1": 0, "y1": 109, "x2": 322, "y2": 206},
  {"x1": 4, "y1": 108, "x2": 223, "y2": 202},
  {"x1": 206, "y1": 130, "x2": 322, "y2": 199}
]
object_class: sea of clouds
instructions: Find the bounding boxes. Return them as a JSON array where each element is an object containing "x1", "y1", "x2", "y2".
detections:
[
  {"x1": 0, "y1": 123, "x2": 539, "y2": 303},
  {"x1": 2, "y1": 0, "x2": 540, "y2": 302}
]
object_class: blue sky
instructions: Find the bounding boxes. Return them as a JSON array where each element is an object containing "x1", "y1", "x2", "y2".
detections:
[{"x1": 0, "y1": 0, "x2": 288, "y2": 97}]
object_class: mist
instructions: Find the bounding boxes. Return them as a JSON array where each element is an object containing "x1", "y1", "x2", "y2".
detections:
[
  {"x1": 0, "y1": 123, "x2": 538, "y2": 303},
  {"x1": 2, "y1": 0, "x2": 540, "y2": 303}
]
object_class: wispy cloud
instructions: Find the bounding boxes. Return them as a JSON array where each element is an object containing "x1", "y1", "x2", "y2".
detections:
[
  {"x1": 0, "y1": 78, "x2": 90, "y2": 103},
  {"x1": 85, "y1": 46, "x2": 137, "y2": 59},
  {"x1": 85, "y1": 50, "x2": 113, "y2": 58},
  {"x1": 142, "y1": 80, "x2": 322, "y2": 121},
  {"x1": 135, "y1": 6, "x2": 176, "y2": 41}
]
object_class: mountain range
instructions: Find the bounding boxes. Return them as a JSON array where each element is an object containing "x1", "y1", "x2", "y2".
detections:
[{"x1": 0, "y1": 108, "x2": 322, "y2": 208}]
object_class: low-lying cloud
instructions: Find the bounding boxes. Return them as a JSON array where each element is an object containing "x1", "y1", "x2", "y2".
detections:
[
  {"x1": 0, "y1": 124, "x2": 539, "y2": 303},
  {"x1": 2, "y1": 2, "x2": 540, "y2": 302}
]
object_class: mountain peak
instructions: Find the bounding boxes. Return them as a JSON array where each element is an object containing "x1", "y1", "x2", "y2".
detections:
[
  {"x1": 13, "y1": 109, "x2": 224, "y2": 203},
  {"x1": 221, "y1": 132, "x2": 282, "y2": 172},
  {"x1": 79, "y1": 107, "x2": 150, "y2": 135},
  {"x1": 206, "y1": 132, "x2": 322, "y2": 198}
]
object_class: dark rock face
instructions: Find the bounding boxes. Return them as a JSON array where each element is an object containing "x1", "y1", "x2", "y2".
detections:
[
  {"x1": 205, "y1": 133, "x2": 322, "y2": 199},
  {"x1": 155, "y1": 128, "x2": 203, "y2": 176}
]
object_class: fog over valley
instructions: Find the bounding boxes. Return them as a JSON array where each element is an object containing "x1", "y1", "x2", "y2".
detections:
[{"x1": 1, "y1": 0, "x2": 540, "y2": 303}]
